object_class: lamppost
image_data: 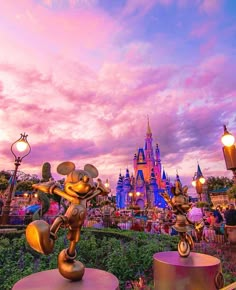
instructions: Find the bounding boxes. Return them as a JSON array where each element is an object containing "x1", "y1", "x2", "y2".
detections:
[
  {"x1": 1, "y1": 133, "x2": 31, "y2": 225},
  {"x1": 192, "y1": 164, "x2": 205, "y2": 202},
  {"x1": 221, "y1": 125, "x2": 236, "y2": 184}
]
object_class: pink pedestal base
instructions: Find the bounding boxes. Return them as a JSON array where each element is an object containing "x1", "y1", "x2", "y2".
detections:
[
  {"x1": 153, "y1": 251, "x2": 224, "y2": 290},
  {"x1": 12, "y1": 268, "x2": 119, "y2": 290}
]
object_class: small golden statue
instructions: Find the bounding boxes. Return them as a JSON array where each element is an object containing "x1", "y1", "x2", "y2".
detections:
[
  {"x1": 26, "y1": 161, "x2": 110, "y2": 281},
  {"x1": 161, "y1": 181, "x2": 203, "y2": 257}
]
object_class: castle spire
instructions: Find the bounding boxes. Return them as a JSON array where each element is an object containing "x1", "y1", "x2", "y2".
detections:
[
  {"x1": 197, "y1": 163, "x2": 203, "y2": 178},
  {"x1": 147, "y1": 115, "x2": 152, "y2": 135},
  {"x1": 162, "y1": 169, "x2": 167, "y2": 180}
]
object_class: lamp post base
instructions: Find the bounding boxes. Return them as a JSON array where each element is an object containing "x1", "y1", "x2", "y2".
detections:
[
  {"x1": 12, "y1": 268, "x2": 119, "y2": 290},
  {"x1": 153, "y1": 251, "x2": 224, "y2": 290},
  {"x1": 1, "y1": 203, "x2": 11, "y2": 225}
]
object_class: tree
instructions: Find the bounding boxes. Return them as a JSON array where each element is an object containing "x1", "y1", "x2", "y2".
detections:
[
  {"x1": 16, "y1": 180, "x2": 35, "y2": 192},
  {"x1": 226, "y1": 184, "x2": 236, "y2": 200},
  {"x1": 0, "y1": 170, "x2": 40, "y2": 193},
  {"x1": 0, "y1": 170, "x2": 11, "y2": 180},
  {"x1": 0, "y1": 176, "x2": 9, "y2": 191},
  {"x1": 0, "y1": 170, "x2": 11, "y2": 192},
  {"x1": 206, "y1": 176, "x2": 233, "y2": 192}
]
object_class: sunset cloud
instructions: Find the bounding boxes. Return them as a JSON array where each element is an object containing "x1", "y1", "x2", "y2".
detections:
[{"x1": 0, "y1": 0, "x2": 235, "y2": 192}]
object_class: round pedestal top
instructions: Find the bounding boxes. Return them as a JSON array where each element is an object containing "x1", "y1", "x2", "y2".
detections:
[
  {"x1": 13, "y1": 268, "x2": 119, "y2": 290},
  {"x1": 153, "y1": 251, "x2": 220, "y2": 267}
]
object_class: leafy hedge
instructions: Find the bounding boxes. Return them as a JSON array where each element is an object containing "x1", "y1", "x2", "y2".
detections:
[
  {"x1": 0, "y1": 228, "x2": 235, "y2": 289},
  {"x1": 0, "y1": 228, "x2": 178, "y2": 289}
]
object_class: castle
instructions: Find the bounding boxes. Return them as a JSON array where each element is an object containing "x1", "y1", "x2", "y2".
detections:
[{"x1": 115, "y1": 119, "x2": 176, "y2": 209}]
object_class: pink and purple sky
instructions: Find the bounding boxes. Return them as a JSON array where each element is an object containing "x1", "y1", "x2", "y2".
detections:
[{"x1": 0, "y1": 0, "x2": 235, "y2": 194}]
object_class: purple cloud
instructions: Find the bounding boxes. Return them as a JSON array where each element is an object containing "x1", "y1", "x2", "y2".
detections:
[{"x1": 0, "y1": 0, "x2": 235, "y2": 192}]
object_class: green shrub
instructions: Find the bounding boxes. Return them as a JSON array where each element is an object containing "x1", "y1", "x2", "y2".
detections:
[{"x1": 0, "y1": 228, "x2": 235, "y2": 290}]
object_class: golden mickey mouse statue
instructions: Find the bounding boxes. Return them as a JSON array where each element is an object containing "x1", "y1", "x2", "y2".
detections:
[
  {"x1": 26, "y1": 161, "x2": 110, "y2": 281},
  {"x1": 161, "y1": 180, "x2": 203, "y2": 257}
]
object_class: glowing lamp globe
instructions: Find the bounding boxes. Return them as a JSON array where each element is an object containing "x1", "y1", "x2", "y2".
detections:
[
  {"x1": 221, "y1": 133, "x2": 235, "y2": 147},
  {"x1": 16, "y1": 140, "x2": 28, "y2": 152},
  {"x1": 221, "y1": 125, "x2": 235, "y2": 147},
  {"x1": 192, "y1": 180, "x2": 196, "y2": 187},
  {"x1": 199, "y1": 177, "x2": 205, "y2": 184},
  {"x1": 104, "y1": 179, "x2": 109, "y2": 188},
  {"x1": 136, "y1": 192, "x2": 141, "y2": 197}
]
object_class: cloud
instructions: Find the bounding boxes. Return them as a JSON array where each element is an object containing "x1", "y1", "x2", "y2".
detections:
[
  {"x1": 190, "y1": 21, "x2": 216, "y2": 39},
  {"x1": 121, "y1": 0, "x2": 159, "y2": 18},
  {"x1": 0, "y1": 0, "x2": 235, "y2": 192},
  {"x1": 199, "y1": 0, "x2": 223, "y2": 15}
]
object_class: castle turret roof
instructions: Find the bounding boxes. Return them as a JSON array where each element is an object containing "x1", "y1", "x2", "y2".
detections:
[
  {"x1": 162, "y1": 169, "x2": 167, "y2": 180},
  {"x1": 147, "y1": 116, "x2": 152, "y2": 135},
  {"x1": 197, "y1": 164, "x2": 203, "y2": 178}
]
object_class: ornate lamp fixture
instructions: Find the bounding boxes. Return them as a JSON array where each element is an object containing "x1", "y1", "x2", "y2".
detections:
[
  {"x1": 104, "y1": 178, "x2": 110, "y2": 188},
  {"x1": 221, "y1": 125, "x2": 236, "y2": 184},
  {"x1": 192, "y1": 164, "x2": 205, "y2": 201},
  {"x1": 1, "y1": 133, "x2": 31, "y2": 225}
]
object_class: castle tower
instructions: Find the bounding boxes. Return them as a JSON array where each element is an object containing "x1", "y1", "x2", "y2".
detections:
[
  {"x1": 116, "y1": 119, "x2": 174, "y2": 209},
  {"x1": 155, "y1": 143, "x2": 162, "y2": 188}
]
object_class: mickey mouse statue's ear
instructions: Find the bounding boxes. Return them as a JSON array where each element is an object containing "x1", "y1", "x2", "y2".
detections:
[
  {"x1": 84, "y1": 164, "x2": 99, "y2": 178},
  {"x1": 57, "y1": 161, "x2": 76, "y2": 175}
]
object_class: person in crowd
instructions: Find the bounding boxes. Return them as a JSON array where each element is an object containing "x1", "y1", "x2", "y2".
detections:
[
  {"x1": 160, "y1": 223, "x2": 170, "y2": 235},
  {"x1": 152, "y1": 210, "x2": 158, "y2": 221},
  {"x1": 204, "y1": 211, "x2": 215, "y2": 227},
  {"x1": 201, "y1": 211, "x2": 216, "y2": 242},
  {"x1": 213, "y1": 208, "x2": 224, "y2": 239},
  {"x1": 162, "y1": 223, "x2": 171, "y2": 234},
  {"x1": 114, "y1": 210, "x2": 120, "y2": 217},
  {"x1": 213, "y1": 208, "x2": 224, "y2": 225},
  {"x1": 152, "y1": 222, "x2": 161, "y2": 234},
  {"x1": 164, "y1": 208, "x2": 173, "y2": 222},
  {"x1": 145, "y1": 221, "x2": 152, "y2": 233},
  {"x1": 101, "y1": 202, "x2": 114, "y2": 228},
  {"x1": 130, "y1": 220, "x2": 143, "y2": 232},
  {"x1": 224, "y1": 204, "x2": 236, "y2": 226},
  {"x1": 157, "y1": 210, "x2": 164, "y2": 221}
]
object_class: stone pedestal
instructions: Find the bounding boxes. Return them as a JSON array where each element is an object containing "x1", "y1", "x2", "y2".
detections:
[
  {"x1": 12, "y1": 268, "x2": 119, "y2": 290},
  {"x1": 153, "y1": 251, "x2": 224, "y2": 290}
]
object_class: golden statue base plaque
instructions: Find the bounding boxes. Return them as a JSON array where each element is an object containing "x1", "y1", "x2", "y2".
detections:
[
  {"x1": 12, "y1": 268, "x2": 119, "y2": 290},
  {"x1": 153, "y1": 251, "x2": 224, "y2": 290}
]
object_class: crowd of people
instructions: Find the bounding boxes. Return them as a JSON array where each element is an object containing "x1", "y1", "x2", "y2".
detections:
[
  {"x1": 0, "y1": 190, "x2": 235, "y2": 246},
  {"x1": 87, "y1": 203, "x2": 236, "y2": 244}
]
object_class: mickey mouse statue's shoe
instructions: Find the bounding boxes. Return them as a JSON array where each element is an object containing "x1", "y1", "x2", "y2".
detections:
[
  {"x1": 26, "y1": 220, "x2": 55, "y2": 255},
  {"x1": 58, "y1": 248, "x2": 85, "y2": 281}
]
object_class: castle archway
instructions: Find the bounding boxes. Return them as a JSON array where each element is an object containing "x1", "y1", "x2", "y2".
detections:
[{"x1": 136, "y1": 199, "x2": 145, "y2": 209}]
